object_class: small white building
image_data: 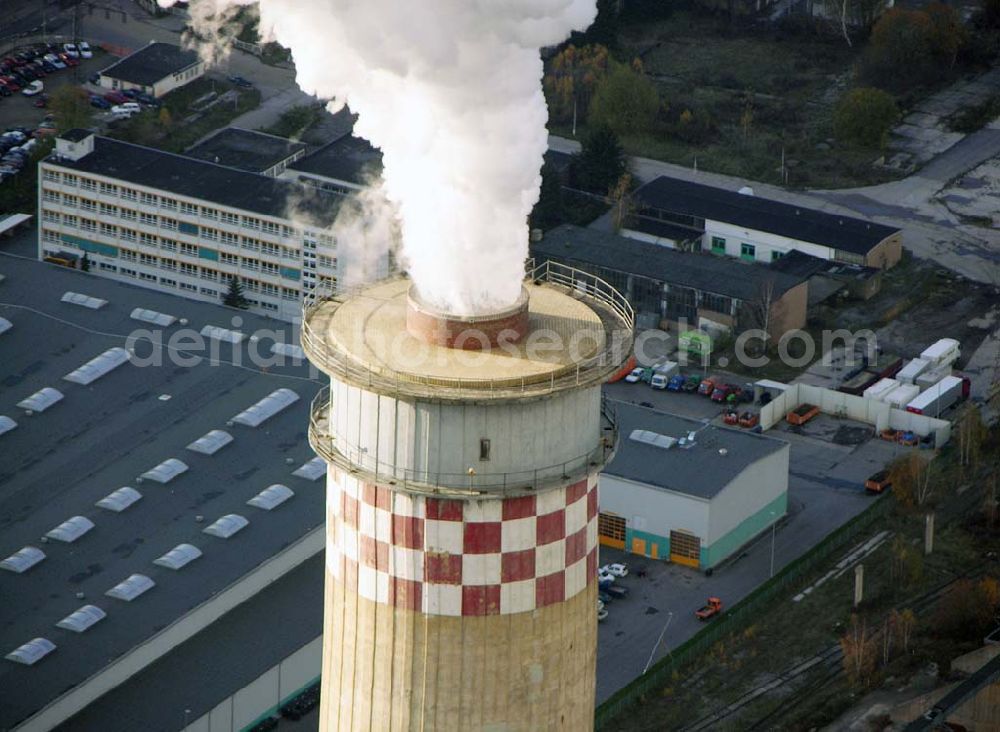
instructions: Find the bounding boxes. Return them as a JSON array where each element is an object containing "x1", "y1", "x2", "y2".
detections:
[
  {"x1": 98, "y1": 42, "x2": 203, "y2": 98},
  {"x1": 598, "y1": 401, "x2": 789, "y2": 570},
  {"x1": 622, "y1": 176, "x2": 902, "y2": 270}
]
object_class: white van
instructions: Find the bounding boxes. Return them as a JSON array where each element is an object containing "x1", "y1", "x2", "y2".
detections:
[
  {"x1": 119, "y1": 102, "x2": 141, "y2": 114},
  {"x1": 111, "y1": 105, "x2": 137, "y2": 120}
]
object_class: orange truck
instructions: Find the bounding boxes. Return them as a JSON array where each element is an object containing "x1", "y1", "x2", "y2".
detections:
[
  {"x1": 695, "y1": 597, "x2": 723, "y2": 621},
  {"x1": 786, "y1": 403, "x2": 820, "y2": 426}
]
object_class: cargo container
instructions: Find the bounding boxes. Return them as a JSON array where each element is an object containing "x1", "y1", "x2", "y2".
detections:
[
  {"x1": 920, "y1": 338, "x2": 960, "y2": 369},
  {"x1": 863, "y1": 378, "x2": 899, "y2": 401},
  {"x1": 896, "y1": 358, "x2": 930, "y2": 385},
  {"x1": 885, "y1": 384, "x2": 920, "y2": 409},
  {"x1": 906, "y1": 375, "x2": 964, "y2": 416},
  {"x1": 916, "y1": 366, "x2": 952, "y2": 392}
]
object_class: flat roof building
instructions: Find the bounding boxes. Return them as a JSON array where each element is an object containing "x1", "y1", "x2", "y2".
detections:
[
  {"x1": 98, "y1": 42, "x2": 204, "y2": 98},
  {"x1": 532, "y1": 224, "x2": 808, "y2": 336},
  {"x1": 598, "y1": 401, "x2": 789, "y2": 569},
  {"x1": 184, "y1": 128, "x2": 307, "y2": 178},
  {"x1": 623, "y1": 176, "x2": 902, "y2": 270},
  {"x1": 0, "y1": 253, "x2": 323, "y2": 730},
  {"x1": 38, "y1": 130, "x2": 351, "y2": 322}
]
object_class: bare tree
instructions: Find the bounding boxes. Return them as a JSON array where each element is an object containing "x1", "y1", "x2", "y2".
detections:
[
  {"x1": 741, "y1": 278, "x2": 784, "y2": 357},
  {"x1": 887, "y1": 452, "x2": 935, "y2": 507},
  {"x1": 608, "y1": 172, "x2": 634, "y2": 233},
  {"x1": 841, "y1": 616, "x2": 877, "y2": 688},
  {"x1": 891, "y1": 608, "x2": 916, "y2": 654}
]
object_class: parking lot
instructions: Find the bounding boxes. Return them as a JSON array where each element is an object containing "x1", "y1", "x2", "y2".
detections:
[
  {"x1": 0, "y1": 47, "x2": 109, "y2": 131},
  {"x1": 596, "y1": 377, "x2": 897, "y2": 701}
]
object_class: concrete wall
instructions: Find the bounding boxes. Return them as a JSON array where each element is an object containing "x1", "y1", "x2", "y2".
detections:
[
  {"x1": 702, "y1": 220, "x2": 837, "y2": 263},
  {"x1": 759, "y1": 382, "x2": 952, "y2": 447},
  {"x1": 707, "y1": 443, "x2": 789, "y2": 547},
  {"x1": 328, "y1": 378, "x2": 604, "y2": 483},
  {"x1": 183, "y1": 637, "x2": 322, "y2": 732},
  {"x1": 866, "y1": 232, "x2": 902, "y2": 269}
]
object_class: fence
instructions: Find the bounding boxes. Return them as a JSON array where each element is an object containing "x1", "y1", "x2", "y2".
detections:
[{"x1": 594, "y1": 493, "x2": 894, "y2": 729}]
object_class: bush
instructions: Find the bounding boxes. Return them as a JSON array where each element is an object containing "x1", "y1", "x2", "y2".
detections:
[
  {"x1": 834, "y1": 87, "x2": 898, "y2": 148},
  {"x1": 949, "y1": 96, "x2": 1000, "y2": 133},
  {"x1": 858, "y1": 6, "x2": 963, "y2": 91},
  {"x1": 588, "y1": 61, "x2": 660, "y2": 136}
]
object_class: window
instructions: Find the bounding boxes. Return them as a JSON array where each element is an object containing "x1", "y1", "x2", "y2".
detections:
[
  {"x1": 479, "y1": 439, "x2": 491, "y2": 461},
  {"x1": 180, "y1": 242, "x2": 198, "y2": 257},
  {"x1": 139, "y1": 272, "x2": 157, "y2": 282},
  {"x1": 161, "y1": 259, "x2": 177, "y2": 271},
  {"x1": 160, "y1": 217, "x2": 178, "y2": 230},
  {"x1": 160, "y1": 277, "x2": 177, "y2": 287},
  {"x1": 242, "y1": 216, "x2": 261, "y2": 230},
  {"x1": 220, "y1": 252, "x2": 238, "y2": 266},
  {"x1": 140, "y1": 192, "x2": 157, "y2": 206},
  {"x1": 80, "y1": 218, "x2": 97, "y2": 232},
  {"x1": 262, "y1": 221, "x2": 278, "y2": 235},
  {"x1": 63, "y1": 174, "x2": 78, "y2": 187},
  {"x1": 43, "y1": 229, "x2": 60, "y2": 243},
  {"x1": 42, "y1": 189, "x2": 59, "y2": 203},
  {"x1": 771, "y1": 250, "x2": 784, "y2": 261},
  {"x1": 121, "y1": 188, "x2": 137, "y2": 201},
  {"x1": 740, "y1": 243, "x2": 756, "y2": 260},
  {"x1": 140, "y1": 232, "x2": 158, "y2": 247},
  {"x1": 180, "y1": 262, "x2": 197, "y2": 276},
  {"x1": 179, "y1": 282, "x2": 197, "y2": 292},
  {"x1": 202, "y1": 227, "x2": 218, "y2": 241},
  {"x1": 42, "y1": 170, "x2": 60, "y2": 183},
  {"x1": 159, "y1": 197, "x2": 177, "y2": 211},
  {"x1": 100, "y1": 203, "x2": 118, "y2": 216},
  {"x1": 199, "y1": 287, "x2": 217, "y2": 296},
  {"x1": 63, "y1": 214, "x2": 78, "y2": 228},
  {"x1": 711, "y1": 236, "x2": 726, "y2": 254},
  {"x1": 63, "y1": 195, "x2": 79, "y2": 208},
  {"x1": 220, "y1": 231, "x2": 237, "y2": 245},
  {"x1": 100, "y1": 223, "x2": 117, "y2": 237},
  {"x1": 140, "y1": 212, "x2": 157, "y2": 227},
  {"x1": 180, "y1": 202, "x2": 197, "y2": 216},
  {"x1": 160, "y1": 238, "x2": 177, "y2": 252},
  {"x1": 100, "y1": 262, "x2": 117, "y2": 272},
  {"x1": 42, "y1": 210, "x2": 60, "y2": 223},
  {"x1": 99, "y1": 182, "x2": 118, "y2": 195},
  {"x1": 200, "y1": 206, "x2": 217, "y2": 219},
  {"x1": 80, "y1": 178, "x2": 97, "y2": 191},
  {"x1": 80, "y1": 198, "x2": 97, "y2": 212},
  {"x1": 261, "y1": 241, "x2": 279, "y2": 257},
  {"x1": 121, "y1": 208, "x2": 137, "y2": 221},
  {"x1": 139, "y1": 253, "x2": 157, "y2": 266},
  {"x1": 199, "y1": 268, "x2": 217, "y2": 281},
  {"x1": 244, "y1": 279, "x2": 259, "y2": 292},
  {"x1": 120, "y1": 249, "x2": 136, "y2": 262},
  {"x1": 120, "y1": 267, "x2": 138, "y2": 278},
  {"x1": 281, "y1": 287, "x2": 298, "y2": 300},
  {"x1": 318, "y1": 255, "x2": 337, "y2": 269},
  {"x1": 221, "y1": 211, "x2": 238, "y2": 225},
  {"x1": 242, "y1": 257, "x2": 260, "y2": 271},
  {"x1": 120, "y1": 228, "x2": 137, "y2": 242},
  {"x1": 241, "y1": 236, "x2": 260, "y2": 251},
  {"x1": 261, "y1": 283, "x2": 278, "y2": 296}
]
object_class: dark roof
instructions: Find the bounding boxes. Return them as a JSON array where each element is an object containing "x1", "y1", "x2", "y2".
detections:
[
  {"x1": 633, "y1": 176, "x2": 900, "y2": 256},
  {"x1": 289, "y1": 132, "x2": 382, "y2": 185},
  {"x1": 771, "y1": 248, "x2": 881, "y2": 281},
  {"x1": 533, "y1": 225, "x2": 806, "y2": 302},
  {"x1": 48, "y1": 136, "x2": 342, "y2": 227},
  {"x1": 100, "y1": 42, "x2": 200, "y2": 86},
  {"x1": 184, "y1": 128, "x2": 306, "y2": 174},
  {"x1": 61, "y1": 128, "x2": 93, "y2": 143},
  {"x1": 604, "y1": 401, "x2": 788, "y2": 500},
  {"x1": 0, "y1": 253, "x2": 323, "y2": 729}
]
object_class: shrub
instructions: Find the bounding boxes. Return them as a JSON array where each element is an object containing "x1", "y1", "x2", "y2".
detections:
[{"x1": 834, "y1": 87, "x2": 898, "y2": 148}]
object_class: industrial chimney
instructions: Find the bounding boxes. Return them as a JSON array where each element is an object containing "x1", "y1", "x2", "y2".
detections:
[{"x1": 301, "y1": 262, "x2": 633, "y2": 730}]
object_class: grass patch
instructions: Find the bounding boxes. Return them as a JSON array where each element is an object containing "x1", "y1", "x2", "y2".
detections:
[
  {"x1": 259, "y1": 104, "x2": 322, "y2": 140},
  {"x1": 948, "y1": 95, "x2": 1000, "y2": 133}
]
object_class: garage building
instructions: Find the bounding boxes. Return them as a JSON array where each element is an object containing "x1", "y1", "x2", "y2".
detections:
[{"x1": 599, "y1": 402, "x2": 789, "y2": 570}]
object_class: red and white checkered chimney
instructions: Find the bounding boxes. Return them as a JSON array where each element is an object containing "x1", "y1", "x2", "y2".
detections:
[{"x1": 302, "y1": 269, "x2": 632, "y2": 731}]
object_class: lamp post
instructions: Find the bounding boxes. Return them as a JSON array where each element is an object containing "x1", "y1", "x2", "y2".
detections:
[
  {"x1": 769, "y1": 511, "x2": 777, "y2": 578},
  {"x1": 643, "y1": 610, "x2": 673, "y2": 675}
]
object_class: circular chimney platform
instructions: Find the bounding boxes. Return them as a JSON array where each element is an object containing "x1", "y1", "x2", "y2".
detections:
[{"x1": 406, "y1": 286, "x2": 530, "y2": 350}]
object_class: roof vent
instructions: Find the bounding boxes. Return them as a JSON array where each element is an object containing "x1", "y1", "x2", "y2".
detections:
[
  {"x1": 738, "y1": 186, "x2": 754, "y2": 196},
  {"x1": 106, "y1": 574, "x2": 155, "y2": 602},
  {"x1": 203, "y1": 514, "x2": 249, "y2": 539},
  {"x1": 628, "y1": 429, "x2": 677, "y2": 450},
  {"x1": 56, "y1": 605, "x2": 106, "y2": 633},
  {"x1": 0, "y1": 546, "x2": 46, "y2": 574},
  {"x1": 719, "y1": 448, "x2": 728, "y2": 456},
  {"x1": 5, "y1": 638, "x2": 56, "y2": 665}
]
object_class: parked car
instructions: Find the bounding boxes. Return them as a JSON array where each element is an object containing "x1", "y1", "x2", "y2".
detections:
[
  {"x1": 111, "y1": 104, "x2": 139, "y2": 119},
  {"x1": 864, "y1": 470, "x2": 892, "y2": 494},
  {"x1": 601, "y1": 563, "x2": 629, "y2": 578},
  {"x1": 22, "y1": 80, "x2": 43, "y2": 96},
  {"x1": 88, "y1": 72, "x2": 100, "y2": 84},
  {"x1": 90, "y1": 95, "x2": 111, "y2": 109},
  {"x1": 624, "y1": 367, "x2": 644, "y2": 384},
  {"x1": 117, "y1": 101, "x2": 141, "y2": 114},
  {"x1": 597, "y1": 605, "x2": 608, "y2": 622},
  {"x1": 40, "y1": 61, "x2": 56, "y2": 74},
  {"x1": 33, "y1": 94, "x2": 48, "y2": 108},
  {"x1": 60, "y1": 53, "x2": 79, "y2": 67},
  {"x1": 63, "y1": 43, "x2": 80, "y2": 58},
  {"x1": 667, "y1": 374, "x2": 686, "y2": 391},
  {"x1": 695, "y1": 596, "x2": 723, "y2": 621},
  {"x1": 104, "y1": 90, "x2": 128, "y2": 104},
  {"x1": 122, "y1": 88, "x2": 139, "y2": 99},
  {"x1": 227, "y1": 74, "x2": 253, "y2": 88},
  {"x1": 78, "y1": 41, "x2": 93, "y2": 59},
  {"x1": 697, "y1": 377, "x2": 717, "y2": 396},
  {"x1": 135, "y1": 92, "x2": 160, "y2": 107},
  {"x1": 0, "y1": 84, "x2": 10, "y2": 97},
  {"x1": 710, "y1": 384, "x2": 742, "y2": 403},
  {"x1": 682, "y1": 375, "x2": 701, "y2": 392},
  {"x1": 2, "y1": 76, "x2": 22, "y2": 92},
  {"x1": 2, "y1": 130, "x2": 27, "y2": 144}
]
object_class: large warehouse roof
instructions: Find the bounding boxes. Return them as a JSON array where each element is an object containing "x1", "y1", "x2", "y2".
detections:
[
  {"x1": 0, "y1": 254, "x2": 323, "y2": 729},
  {"x1": 99, "y1": 42, "x2": 199, "y2": 86},
  {"x1": 604, "y1": 401, "x2": 787, "y2": 500},
  {"x1": 534, "y1": 225, "x2": 805, "y2": 302}
]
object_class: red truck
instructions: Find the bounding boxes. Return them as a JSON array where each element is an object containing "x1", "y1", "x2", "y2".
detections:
[
  {"x1": 697, "y1": 376, "x2": 717, "y2": 397},
  {"x1": 695, "y1": 597, "x2": 723, "y2": 621},
  {"x1": 786, "y1": 403, "x2": 820, "y2": 426}
]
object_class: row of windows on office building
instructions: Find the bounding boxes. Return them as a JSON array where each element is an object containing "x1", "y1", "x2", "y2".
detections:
[
  {"x1": 41, "y1": 169, "x2": 336, "y2": 246},
  {"x1": 40, "y1": 206, "x2": 337, "y2": 270},
  {"x1": 42, "y1": 228, "x2": 336, "y2": 300}
]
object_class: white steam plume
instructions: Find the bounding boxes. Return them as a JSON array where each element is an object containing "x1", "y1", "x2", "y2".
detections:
[{"x1": 163, "y1": 0, "x2": 597, "y2": 315}]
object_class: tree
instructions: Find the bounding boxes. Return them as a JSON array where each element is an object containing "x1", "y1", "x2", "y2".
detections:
[
  {"x1": 956, "y1": 405, "x2": 987, "y2": 473},
  {"x1": 833, "y1": 88, "x2": 898, "y2": 148},
  {"x1": 608, "y1": 172, "x2": 634, "y2": 232},
  {"x1": 569, "y1": 0, "x2": 620, "y2": 49},
  {"x1": 841, "y1": 616, "x2": 877, "y2": 688},
  {"x1": 891, "y1": 608, "x2": 917, "y2": 654},
  {"x1": 860, "y1": 8, "x2": 956, "y2": 90},
  {"x1": 741, "y1": 278, "x2": 785, "y2": 355},
  {"x1": 48, "y1": 86, "x2": 93, "y2": 133},
  {"x1": 223, "y1": 276, "x2": 249, "y2": 309},
  {"x1": 543, "y1": 45, "x2": 610, "y2": 126},
  {"x1": 933, "y1": 577, "x2": 1000, "y2": 641},
  {"x1": 887, "y1": 452, "x2": 934, "y2": 507},
  {"x1": 80, "y1": 253, "x2": 91, "y2": 272},
  {"x1": 530, "y1": 161, "x2": 565, "y2": 231},
  {"x1": 926, "y1": 2, "x2": 965, "y2": 67},
  {"x1": 588, "y1": 60, "x2": 660, "y2": 136},
  {"x1": 570, "y1": 124, "x2": 627, "y2": 194},
  {"x1": 888, "y1": 535, "x2": 922, "y2": 588},
  {"x1": 157, "y1": 107, "x2": 174, "y2": 131}
]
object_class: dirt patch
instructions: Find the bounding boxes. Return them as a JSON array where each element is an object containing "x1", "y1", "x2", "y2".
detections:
[{"x1": 832, "y1": 425, "x2": 873, "y2": 446}]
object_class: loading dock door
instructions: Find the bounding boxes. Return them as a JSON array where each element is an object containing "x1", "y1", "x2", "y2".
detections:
[
  {"x1": 670, "y1": 530, "x2": 700, "y2": 568},
  {"x1": 598, "y1": 513, "x2": 626, "y2": 550}
]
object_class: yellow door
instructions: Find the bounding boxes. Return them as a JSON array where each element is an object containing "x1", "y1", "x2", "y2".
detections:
[
  {"x1": 670, "y1": 530, "x2": 700, "y2": 568},
  {"x1": 598, "y1": 513, "x2": 626, "y2": 550},
  {"x1": 631, "y1": 537, "x2": 646, "y2": 555},
  {"x1": 650, "y1": 543, "x2": 659, "y2": 560}
]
